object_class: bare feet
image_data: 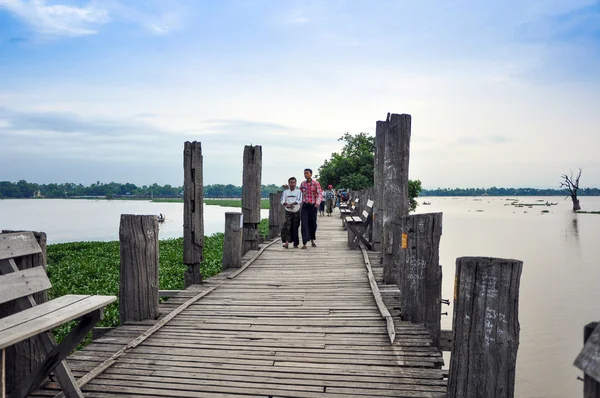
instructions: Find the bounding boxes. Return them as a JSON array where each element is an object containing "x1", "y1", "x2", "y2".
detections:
[
  {"x1": 301, "y1": 245, "x2": 307, "y2": 250},
  {"x1": 311, "y1": 241, "x2": 317, "y2": 247}
]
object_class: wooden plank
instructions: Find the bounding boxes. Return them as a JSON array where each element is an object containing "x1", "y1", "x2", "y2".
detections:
[
  {"x1": 360, "y1": 245, "x2": 394, "y2": 344},
  {"x1": 0, "y1": 295, "x2": 90, "y2": 333},
  {"x1": 0, "y1": 232, "x2": 41, "y2": 261},
  {"x1": 157, "y1": 290, "x2": 185, "y2": 298},
  {"x1": 43, "y1": 212, "x2": 446, "y2": 398},
  {"x1": 52, "y1": 286, "x2": 219, "y2": 398},
  {"x1": 0, "y1": 295, "x2": 115, "y2": 349},
  {"x1": 227, "y1": 238, "x2": 281, "y2": 279},
  {"x1": 0, "y1": 267, "x2": 51, "y2": 305},
  {"x1": 11, "y1": 310, "x2": 101, "y2": 398}
]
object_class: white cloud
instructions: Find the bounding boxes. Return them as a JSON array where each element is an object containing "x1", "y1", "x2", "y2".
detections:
[{"x1": 0, "y1": 0, "x2": 109, "y2": 36}]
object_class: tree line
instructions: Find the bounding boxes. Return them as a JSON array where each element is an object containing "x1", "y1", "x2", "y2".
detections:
[
  {"x1": 0, "y1": 180, "x2": 282, "y2": 199},
  {"x1": 421, "y1": 187, "x2": 600, "y2": 196}
]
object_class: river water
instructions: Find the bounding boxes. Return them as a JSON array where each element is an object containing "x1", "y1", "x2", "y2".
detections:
[
  {"x1": 0, "y1": 199, "x2": 268, "y2": 243},
  {"x1": 1, "y1": 197, "x2": 598, "y2": 397}
]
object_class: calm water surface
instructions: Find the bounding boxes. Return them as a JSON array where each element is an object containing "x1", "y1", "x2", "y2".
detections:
[
  {"x1": 415, "y1": 196, "x2": 600, "y2": 398},
  {"x1": 1, "y1": 197, "x2": 598, "y2": 397},
  {"x1": 0, "y1": 199, "x2": 268, "y2": 243}
]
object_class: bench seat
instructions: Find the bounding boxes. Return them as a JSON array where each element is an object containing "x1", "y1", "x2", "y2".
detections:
[
  {"x1": 347, "y1": 216, "x2": 363, "y2": 223},
  {"x1": 0, "y1": 294, "x2": 116, "y2": 350}
]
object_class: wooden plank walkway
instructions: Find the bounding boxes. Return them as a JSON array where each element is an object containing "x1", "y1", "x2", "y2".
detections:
[{"x1": 33, "y1": 212, "x2": 446, "y2": 397}]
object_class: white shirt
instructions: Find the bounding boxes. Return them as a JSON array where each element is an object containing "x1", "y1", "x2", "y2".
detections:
[{"x1": 281, "y1": 188, "x2": 302, "y2": 212}]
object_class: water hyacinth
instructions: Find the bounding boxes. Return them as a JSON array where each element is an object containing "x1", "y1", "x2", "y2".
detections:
[{"x1": 46, "y1": 218, "x2": 269, "y2": 346}]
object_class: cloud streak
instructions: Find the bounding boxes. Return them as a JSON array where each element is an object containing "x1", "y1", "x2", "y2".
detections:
[{"x1": 0, "y1": 0, "x2": 109, "y2": 36}]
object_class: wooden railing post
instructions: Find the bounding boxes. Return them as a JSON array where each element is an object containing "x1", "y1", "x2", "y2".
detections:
[
  {"x1": 0, "y1": 230, "x2": 47, "y2": 395},
  {"x1": 222, "y1": 212, "x2": 243, "y2": 270},
  {"x1": 382, "y1": 113, "x2": 411, "y2": 284},
  {"x1": 448, "y1": 256, "x2": 523, "y2": 398},
  {"x1": 242, "y1": 145, "x2": 262, "y2": 255},
  {"x1": 119, "y1": 215, "x2": 160, "y2": 324},
  {"x1": 574, "y1": 322, "x2": 600, "y2": 398},
  {"x1": 372, "y1": 121, "x2": 386, "y2": 252},
  {"x1": 183, "y1": 141, "x2": 204, "y2": 287},
  {"x1": 397, "y1": 213, "x2": 443, "y2": 348},
  {"x1": 268, "y1": 191, "x2": 284, "y2": 240}
]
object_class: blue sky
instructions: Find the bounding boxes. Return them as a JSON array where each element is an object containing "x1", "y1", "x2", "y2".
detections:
[{"x1": 1, "y1": 0, "x2": 599, "y2": 188}]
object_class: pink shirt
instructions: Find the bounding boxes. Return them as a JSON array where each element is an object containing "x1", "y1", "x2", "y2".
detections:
[{"x1": 300, "y1": 179, "x2": 323, "y2": 205}]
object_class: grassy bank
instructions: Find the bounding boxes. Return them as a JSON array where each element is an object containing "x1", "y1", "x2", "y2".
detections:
[
  {"x1": 47, "y1": 218, "x2": 269, "y2": 345},
  {"x1": 152, "y1": 198, "x2": 270, "y2": 209}
]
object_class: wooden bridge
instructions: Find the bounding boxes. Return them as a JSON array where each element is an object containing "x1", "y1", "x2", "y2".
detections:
[{"x1": 32, "y1": 214, "x2": 446, "y2": 398}]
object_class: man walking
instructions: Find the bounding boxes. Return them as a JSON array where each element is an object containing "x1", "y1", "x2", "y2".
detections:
[
  {"x1": 299, "y1": 168, "x2": 322, "y2": 249},
  {"x1": 325, "y1": 184, "x2": 336, "y2": 216},
  {"x1": 280, "y1": 177, "x2": 302, "y2": 248}
]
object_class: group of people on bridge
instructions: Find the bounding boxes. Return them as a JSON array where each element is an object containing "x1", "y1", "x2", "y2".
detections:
[{"x1": 279, "y1": 168, "x2": 336, "y2": 250}]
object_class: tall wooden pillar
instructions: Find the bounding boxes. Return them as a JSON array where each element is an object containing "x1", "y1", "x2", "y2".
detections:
[
  {"x1": 382, "y1": 113, "x2": 411, "y2": 284},
  {"x1": 397, "y1": 213, "x2": 443, "y2": 348},
  {"x1": 242, "y1": 145, "x2": 262, "y2": 255},
  {"x1": 372, "y1": 121, "x2": 386, "y2": 252},
  {"x1": 183, "y1": 141, "x2": 204, "y2": 287}
]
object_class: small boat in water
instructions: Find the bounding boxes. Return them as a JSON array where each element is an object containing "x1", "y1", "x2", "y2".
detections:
[{"x1": 423, "y1": 201, "x2": 431, "y2": 205}]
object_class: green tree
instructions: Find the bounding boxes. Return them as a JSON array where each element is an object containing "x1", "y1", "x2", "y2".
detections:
[{"x1": 317, "y1": 133, "x2": 422, "y2": 212}]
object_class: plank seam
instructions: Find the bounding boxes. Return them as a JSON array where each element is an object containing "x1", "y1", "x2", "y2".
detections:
[
  {"x1": 360, "y1": 244, "x2": 396, "y2": 344},
  {"x1": 53, "y1": 238, "x2": 281, "y2": 398}
]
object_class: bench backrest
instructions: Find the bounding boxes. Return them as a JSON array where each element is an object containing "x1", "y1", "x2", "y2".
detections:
[
  {"x1": 0, "y1": 232, "x2": 50, "y2": 305},
  {"x1": 360, "y1": 199, "x2": 375, "y2": 221}
]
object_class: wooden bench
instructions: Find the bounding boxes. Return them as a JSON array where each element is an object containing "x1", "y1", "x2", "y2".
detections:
[
  {"x1": 0, "y1": 232, "x2": 116, "y2": 398},
  {"x1": 339, "y1": 197, "x2": 359, "y2": 219},
  {"x1": 344, "y1": 199, "x2": 374, "y2": 250}
]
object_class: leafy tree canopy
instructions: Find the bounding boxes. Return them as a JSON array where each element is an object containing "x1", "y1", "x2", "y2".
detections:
[{"x1": 317, "y1": 133, "x2": 422, "y2": 211}]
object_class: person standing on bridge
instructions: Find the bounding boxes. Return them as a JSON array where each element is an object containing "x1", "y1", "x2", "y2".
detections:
[
  {"x1": 299, "y1": 168, "x2": 322, "y2": 249},
  {"x1": 280, "y1": 177, "x2": 302, "y2": 249}
]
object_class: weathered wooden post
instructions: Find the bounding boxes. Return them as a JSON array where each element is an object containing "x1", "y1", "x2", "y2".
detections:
[
  {"x1": 448, "y1": 256, "x2": 523, "y2": 398},
  {"x1": 183, "y1": 141, "x2": 204, "y2": 287},
  {"x1": 222, "y1": 212, "x2": 243, "y2": 270},
  {"x1": 396, "y1": 213, "x2": 443, "y2": 348},
  {"x1": 574, "y1": 322, "x2": 600, "y2": 398},
  {"x1": 119, "y1": 215, "x2": 160, "y2": 324},
  {"x1": 372, "y1": 121, "x2": 385, "y2": 252},
  {"x1": 268, "y1": 191, "x2": 284, "y2": 240},
  {"x1": 242, "y1": 145, "x2": 262, "y2": 255},
  {"x1": 0, "y1": 230, "x2": 47, "y2": 395},
  {"x1": 382, "y1": 113, "x2": 411, "y2": 284}
]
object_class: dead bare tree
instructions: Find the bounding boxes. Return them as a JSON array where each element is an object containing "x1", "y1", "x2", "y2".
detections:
[{"x1": 560, "y1": 168, "x2": 582, "y2": 211}]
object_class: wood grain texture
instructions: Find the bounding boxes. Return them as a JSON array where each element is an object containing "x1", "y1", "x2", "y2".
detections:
[
  {"x1": 448, "y1": 256, "x2": 522, "y2": 398},
  {"x1": 222, "y1": 212, "x2": 243, "y2": 270},
  {"x1": 0, "y1": 267, "x2": 51, "y2": 305},
  {"x1": 0, "y1": 231, "x2": 47, "y2": 396},
  {"x1": 0, "y1": 232, "x2": 41, "y2": 261},
  {"x1": 242, "y1": 145, "x2": 262, "y2": 254},
  {"x1": 382, "y1": 114, "x2": 411, "y2": 284},
  {"x1": 268, "y1": 192, "x2": 284, "y2": 240},
  {"x1": 575, "y1": 322, "x2": 600, "y2": 397},
  {"x1": 397, "y1": 213, "x2": 443, "y2": 348},
  {"x1": 34, "y1": 213, "x2": 445, "y2": 398},
  {"x1": 119, "y1": 215, "x2": 159, "y2": 324},
  {"x1": 183, "y1": 141, "x2": 204, "y2": 286}
]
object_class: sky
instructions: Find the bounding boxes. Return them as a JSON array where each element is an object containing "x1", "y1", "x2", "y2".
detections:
[{"x1": 0, "y1": 0, "x2": 599, "y2": 189}]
